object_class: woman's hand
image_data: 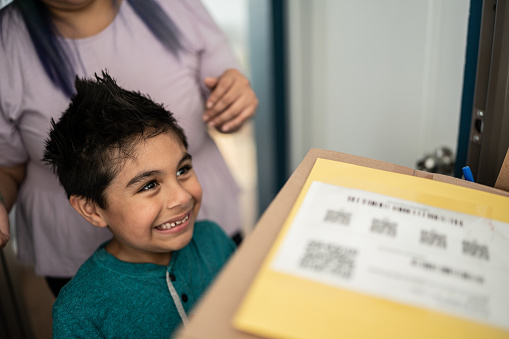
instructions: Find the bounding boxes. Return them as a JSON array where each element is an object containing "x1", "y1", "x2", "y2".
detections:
[{"x1": 203, "y1": 69, "x2": 258, "y2": 133}]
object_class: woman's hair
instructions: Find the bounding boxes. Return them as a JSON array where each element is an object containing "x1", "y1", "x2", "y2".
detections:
[
  {"x1": 0, "y1": 0, "x2": 181, "y2": 97},
  {"x1": 43, "y1": 71, "x2": 188, "y2": 208}
]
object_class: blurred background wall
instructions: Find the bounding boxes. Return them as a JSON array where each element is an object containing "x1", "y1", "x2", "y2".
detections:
[{"x1": 287, "y1": 1, "x2": 469, "y2": 173}]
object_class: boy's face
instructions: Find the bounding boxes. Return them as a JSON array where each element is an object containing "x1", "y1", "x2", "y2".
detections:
[{"x1": 95, "y1": 131, "x2": 202, "y2": 265}]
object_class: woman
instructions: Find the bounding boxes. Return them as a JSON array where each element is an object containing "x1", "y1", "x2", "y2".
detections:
[{"x1": 0, "y1": 0, "x2": 258, "y2": 296}]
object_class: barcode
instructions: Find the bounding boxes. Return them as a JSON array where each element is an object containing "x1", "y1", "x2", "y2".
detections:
[
  {"x1": 370, "y1": 218, "x2": 397, "y2": 237},
  {"x1": 411, "y1": 258, "x2": 484, "y2": 284},
  {"x1": 420, "y1": 230, "x2": 447, "y2": 249},
  {"x1": 347, "y1": 195, "x2": 463, "y2": 227},
  {"x1": 462, "y1": 240, "x2": 489, "y2": 261},
  {"x1": 299, "y1": 240, "x2": 358, "y2": 279},
  {"x1": 347, "y1": 196, "x2": 391, "y2": 210},
  {"x1": 323, "y1": 209, "x2": 352, "y2": 226}
]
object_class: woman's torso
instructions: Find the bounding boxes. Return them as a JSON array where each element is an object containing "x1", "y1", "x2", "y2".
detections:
[{"x1": 0, "y1": 0, "x2": 240, "y2": 276}]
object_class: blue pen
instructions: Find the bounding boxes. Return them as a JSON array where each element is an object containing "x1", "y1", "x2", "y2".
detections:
[{"x1": 462, "y1": 166, "x2": 475, "y2": 182}]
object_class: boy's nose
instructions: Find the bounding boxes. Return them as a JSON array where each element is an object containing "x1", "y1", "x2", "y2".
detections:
[{"x1": 165, "y1": 183, "x2": 192, "y2": 210}]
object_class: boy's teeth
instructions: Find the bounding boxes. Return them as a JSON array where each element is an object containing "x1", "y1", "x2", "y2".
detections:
[{"x1": 157, "y1": 215, "x2": 189, "y2": 230}]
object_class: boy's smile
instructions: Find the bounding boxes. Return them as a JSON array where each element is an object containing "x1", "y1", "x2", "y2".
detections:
[{"x1": 93, "y1": 131, "x2": 202, "y2": 266}]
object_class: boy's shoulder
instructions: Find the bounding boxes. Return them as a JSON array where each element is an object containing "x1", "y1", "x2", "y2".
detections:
[
  {"x1": 52, "y1": 245, "x2": 114, "y2": 336},
  {"x1": 53, "y1": 244, "x2": 121, "y2": 308},
  {"x1": 174, "y1": 220, "x2": 236, "y2": 274},
  {"x1": 191, "y1": 220, "x2": 236, "y2": 253},
  {"x1": 52, "y1": 244, "x2": 174, "y2": 338},
  {"x1": 193, "y1": 219, "x2": 230, "y2": 238}
]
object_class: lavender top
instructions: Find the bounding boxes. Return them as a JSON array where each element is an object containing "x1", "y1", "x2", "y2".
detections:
[{"x1": 0, "y1": 0, "x2": 241, "y2": 277}]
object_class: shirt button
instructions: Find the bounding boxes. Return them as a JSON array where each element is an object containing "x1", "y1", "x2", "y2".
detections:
[
  {"x1": 169, "y1": 273, "x2": 176, "y2": 281},
  {"x1": 181, "y1": 294, "x2": 188, "y2": 302}
]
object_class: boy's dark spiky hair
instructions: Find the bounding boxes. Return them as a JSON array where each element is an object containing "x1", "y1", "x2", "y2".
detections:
[{"x1": 43, "y1": 70, "x2": 187, "y2": 208}]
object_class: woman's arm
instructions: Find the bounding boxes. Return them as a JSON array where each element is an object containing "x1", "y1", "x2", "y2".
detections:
[
  {"x1": 178, "y1": 0, "x2": 258, "y2": 133},
  {"x1": 0, "y1": 164, "x2": 26, "y2": 249}
]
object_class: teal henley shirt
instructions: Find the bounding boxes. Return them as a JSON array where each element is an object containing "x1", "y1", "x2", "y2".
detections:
[{"x1": 52, "y1": 220, "x2": 236, "y2": 338}]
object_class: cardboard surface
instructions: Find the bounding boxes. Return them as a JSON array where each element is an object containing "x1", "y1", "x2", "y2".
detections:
[
  {"x1": 176, "y1": 148, "x2": 509, "y2": 339},
  {"x1": 495, "y1": 147, "x2": 509, "y2": 192}
]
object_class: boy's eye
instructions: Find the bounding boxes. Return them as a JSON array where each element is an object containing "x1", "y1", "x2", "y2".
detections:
[
  {"x1": 140, "y1": 180, "x2": 158, "y2": 192},
  {"x1": 177, "y1": 165, "x2": 191, "y2": 177}
]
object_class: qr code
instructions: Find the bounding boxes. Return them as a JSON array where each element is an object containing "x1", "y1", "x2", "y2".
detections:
[
  {"x1": 299, "y1": 240, "x2": 358, "y2": 279},
  {"x1": 323, "y1": 209, "x2": 352, "y2": 226},
  {"x1": 462, "y1": 240, "x2": 489, "y2": 261},
  {"x1": 420, "y1": 230, "x2": 447, "y2": 249},
  {"x1": 370, "y1": 218, "x2": 397, "y2": 237}
]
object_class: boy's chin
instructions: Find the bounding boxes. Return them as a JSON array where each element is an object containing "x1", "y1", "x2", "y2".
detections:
[{"x1": 169, "y1": 234, "x2": 193, "y2": 252}]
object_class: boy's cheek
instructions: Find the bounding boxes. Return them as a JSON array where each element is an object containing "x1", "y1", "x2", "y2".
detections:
[{"x1": 190, "y1": 176, "x2": 203, "y2": 202}]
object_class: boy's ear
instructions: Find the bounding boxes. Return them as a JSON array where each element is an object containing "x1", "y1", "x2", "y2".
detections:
[{"x1": 69, "y1": 195, "x2": 108, "y2": 228}]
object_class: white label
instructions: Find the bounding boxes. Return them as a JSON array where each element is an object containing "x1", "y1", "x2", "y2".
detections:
[{"x1": 271, "y1": 181, "x2": 509, "y2": 330}]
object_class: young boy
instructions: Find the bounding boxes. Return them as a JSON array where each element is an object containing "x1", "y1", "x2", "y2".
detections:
[{"x1": 43, "y1": 71, "x2": 236, "y2": 338}]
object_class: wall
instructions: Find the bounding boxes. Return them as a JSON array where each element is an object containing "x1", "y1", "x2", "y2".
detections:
[{"x1": 288, "y1": 0, "x2": 470, "y2": 172}]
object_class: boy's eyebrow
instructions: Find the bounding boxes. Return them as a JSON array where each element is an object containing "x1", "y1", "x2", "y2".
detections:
[
  {"x1": 180, "y1": 152, "x2": 192, "y2": 164},
  {"x1": 126, "y1": 170, "x2": 162, "y2": 189},
  {"x1": 125, "y1": 152, "x2": 192, "y2": 189}
]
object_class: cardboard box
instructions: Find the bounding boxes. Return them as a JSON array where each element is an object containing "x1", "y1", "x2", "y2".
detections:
[
  {"x1": 495, "y1": 147, "x2": 509, "y2": 192},
  {"x1": 176, "y1": 148, "x2": 509, "y2": 339}
]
